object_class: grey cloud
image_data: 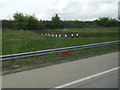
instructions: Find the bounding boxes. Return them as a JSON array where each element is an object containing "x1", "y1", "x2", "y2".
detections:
[
  {"x1": 43, "y1": 0, "x2": 119, "y2": 20},
  {"x1": 0, "y1": 0, "x2": 119, "y2": 20},
  {"x1": 0, "y1": 3, "x2": 6, "y2": 8}
]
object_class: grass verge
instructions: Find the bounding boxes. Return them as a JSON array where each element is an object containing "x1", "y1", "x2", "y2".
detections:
[
  {"x1": 2, "y1": 44, "x2": 118, "y2": 75},
  {"x1": 3, "y1": 28, "x2": 118, "y2": 55}
]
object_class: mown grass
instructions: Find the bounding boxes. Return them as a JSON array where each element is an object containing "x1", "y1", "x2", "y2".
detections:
[{"x1": 2, "y1": 28, "x2": 118, "y2": 55}]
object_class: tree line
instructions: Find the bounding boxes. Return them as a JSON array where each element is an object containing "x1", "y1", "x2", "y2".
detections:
[{"x1": 2, "y1": 12, "x2": 119, "y2": 30}]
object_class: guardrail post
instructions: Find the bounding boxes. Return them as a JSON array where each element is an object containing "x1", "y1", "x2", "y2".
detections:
[
  {"x1": 11, "y1": 59, "x2": 19, "y2": 68},
  {"x1": 36, "y1": 56, "x2": 39, "y2": 63},
  {"x1": 89, "y1": 48, "x2": 94, "y2": 55},
  {"x1": 56, "y1": 53, "x2": 60, "y2": 60},
  {"x1": 71, "y1": 50, "x2": 75, "y2": 55},
  {"x1": 11, "y1": 59, "x2": 16, "y2": 66},
  {"x1": 99, "y1": 46, "x2": 103, "y2": 54},
  {"x1": 109, "y1": 44, "x2": 112, "y2": 48},
  {"x1": 86, "y1": 48, "x2": 90, "y2": 54}
]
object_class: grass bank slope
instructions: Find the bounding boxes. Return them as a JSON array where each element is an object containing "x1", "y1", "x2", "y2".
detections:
[{"x1": 3, "y1": 29, "x2": 118, "y2": 55}]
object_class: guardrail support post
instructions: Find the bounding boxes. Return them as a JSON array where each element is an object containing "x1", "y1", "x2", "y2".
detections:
[
  {"x1": 109, "y1": 44, "x2": 112, "y2": 48},
  {"x1": 36, "y1": 56, "x2": 39, "y2": 63},
  {"x1": 11, "y1": 59, "x2": 19, "y2": 68}
]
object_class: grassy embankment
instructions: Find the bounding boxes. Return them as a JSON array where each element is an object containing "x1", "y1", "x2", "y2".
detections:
[
  {"x1": 2, "y1": 27, "x2": 118, "y2": 74},
  {"x1": 3, "y1": 27, "x2": 118, "y2": 55}
]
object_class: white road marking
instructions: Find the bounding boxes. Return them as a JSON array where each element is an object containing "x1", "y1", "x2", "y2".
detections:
[{"x1": 54, "y1": 67, "x2": 119, "y2": 88}]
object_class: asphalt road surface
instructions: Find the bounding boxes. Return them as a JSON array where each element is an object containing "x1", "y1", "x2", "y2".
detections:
[{"x1": 2, "y1": 52, "x2": 119, "y2": 88}]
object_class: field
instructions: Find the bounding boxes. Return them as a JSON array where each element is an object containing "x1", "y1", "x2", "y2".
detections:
[{"x1": 2, "y1": 27, "x2": 118, "y2": 55}]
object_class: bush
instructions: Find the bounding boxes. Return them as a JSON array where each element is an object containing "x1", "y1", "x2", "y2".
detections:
[{"x1": 96, "y1": 17, "x2": 118, "y2": 27}]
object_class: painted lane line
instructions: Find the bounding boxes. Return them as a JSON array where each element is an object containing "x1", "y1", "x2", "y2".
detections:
[{"x1": 54, "y1": 67, "x2": 119, "y2": 88}]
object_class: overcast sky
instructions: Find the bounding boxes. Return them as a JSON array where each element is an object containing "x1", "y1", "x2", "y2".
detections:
[{"x1": 0, "y1": 0, "x2": 119, "y2": 20}]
